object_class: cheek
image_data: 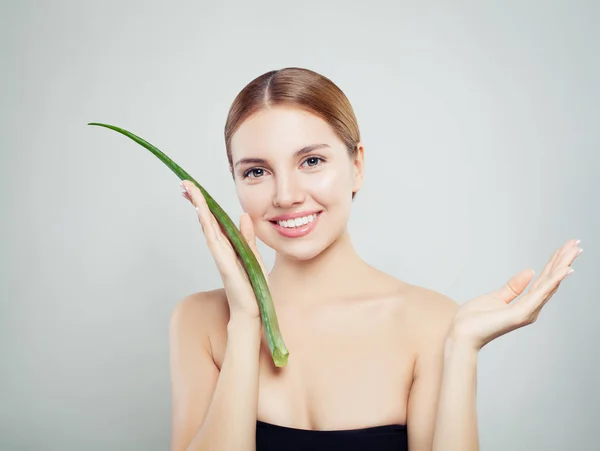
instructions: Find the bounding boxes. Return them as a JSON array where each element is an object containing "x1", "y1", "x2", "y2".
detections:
[
  {"x1": 236, "y1": 184, "x2": 269, "y2": 216},
  {"x1": 309, "y1": 167, "x2": 352, "y2": 199},
  {"x1": 237, "y1": 189, "x2": 254, "y2": 213}
]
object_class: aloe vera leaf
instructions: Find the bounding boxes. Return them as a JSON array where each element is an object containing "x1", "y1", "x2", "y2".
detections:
[{"x1": 88, "y1": 122, "x2": 289, "y2": 367}]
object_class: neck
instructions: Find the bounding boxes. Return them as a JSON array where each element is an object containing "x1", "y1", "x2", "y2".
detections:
[{"x1": 267, "y1": 227, "x2": 371, "y2": 307}]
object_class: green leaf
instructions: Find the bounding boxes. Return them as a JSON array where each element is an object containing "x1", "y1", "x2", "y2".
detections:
[{"x1": 88, "y1": 122, "x2": 289, "y2": 367}]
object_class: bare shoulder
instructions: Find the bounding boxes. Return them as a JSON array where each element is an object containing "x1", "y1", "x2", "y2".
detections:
[
  {"x1": 169, "y1": 288, "x2": 230, "y2": 338},
  {"x1": 368, "y1": 267, "x2": 459, "y2": 339},
  {"x1": 371, "y1": 269, "x2": 458, "y2": 313},
  {"x1": 406, "y1": 284, "x2": 459, "y2": 322},
  {"x1": 403, "y1": 283, "x2": 460, "y2": 344}
]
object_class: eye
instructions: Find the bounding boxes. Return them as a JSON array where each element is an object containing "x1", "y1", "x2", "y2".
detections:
[
  {"x1": 242, "y1": 157, "x2": 325, "y2": 180},
  {"x1": 302, "y1": 156, "x2": 325, "y2": 168},
  {"x1": 243, "y1": 168, "x2": 267, "y2": 179}
]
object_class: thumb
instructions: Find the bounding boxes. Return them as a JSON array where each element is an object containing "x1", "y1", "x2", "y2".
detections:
[
  {"x1": 239, "y1": 213, "x2": 268, "y2": 276},
  {"x1": 495, "y1": 268, "x2": 536, "y2": 304}
]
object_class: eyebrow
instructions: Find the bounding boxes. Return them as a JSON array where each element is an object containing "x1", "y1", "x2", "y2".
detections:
[{"x1": 234, "y1": 143, "x2": 331, "y2": 168}]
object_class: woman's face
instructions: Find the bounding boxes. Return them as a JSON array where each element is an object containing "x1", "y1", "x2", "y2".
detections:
[{"x1": 230, "y1": 105, "x2": 364, "y2": 260}]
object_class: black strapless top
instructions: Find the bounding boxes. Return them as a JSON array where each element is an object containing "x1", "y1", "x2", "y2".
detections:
[{"x1": 256, "y1": 420, "x2": 408, "y2": 451}]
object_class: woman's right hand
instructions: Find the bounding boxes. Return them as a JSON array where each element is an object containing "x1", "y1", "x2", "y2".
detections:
[{"x1": 181, "y1": 180, "x2": 267, "y2": 321}]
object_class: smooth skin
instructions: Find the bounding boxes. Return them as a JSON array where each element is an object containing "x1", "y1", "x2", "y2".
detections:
[{"x1": 169, "y1": 106, "x2": 582, "y2": 451}]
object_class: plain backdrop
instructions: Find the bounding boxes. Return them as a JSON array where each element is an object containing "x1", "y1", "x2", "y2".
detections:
[{"x1": 1, "y1": 1, "x2": 598, "y2": 450}]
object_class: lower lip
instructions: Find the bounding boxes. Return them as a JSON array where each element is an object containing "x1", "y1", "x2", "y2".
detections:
[{"x1": 270, "y1": 213, "x2": 322, "y2": 238}]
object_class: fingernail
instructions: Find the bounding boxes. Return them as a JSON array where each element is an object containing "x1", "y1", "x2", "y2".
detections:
[
  {"x1": 566, "y1": 269, "x2": 575, "y2": 278},
  {"x1": 180, "y1": 181, "x2": 189, "y2": 194},
  {"x1": 575, "y1": 239, "x2": 581, "y2": 246},
  {"x1": 577, "y1": 248, "x2": 583, "y2": 256}
]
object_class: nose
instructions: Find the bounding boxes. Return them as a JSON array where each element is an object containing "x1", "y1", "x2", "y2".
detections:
[{"x1": 272, "y1": 173, "x2": 305, "y2": 209}]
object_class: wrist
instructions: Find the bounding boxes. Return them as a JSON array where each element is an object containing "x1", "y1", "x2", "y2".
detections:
[
  {"x1": 445, "y1": 324, "x2": 483, "y2": 352},
  {"x1": 226, "y1": 314, "x2": 262, "y2": 357},
  {"x1": 227, "y1": 313, "x2": 262, "y2": 334},
  {"x1": 444, "y1": 334, "x2": 479, "y2": 361}
]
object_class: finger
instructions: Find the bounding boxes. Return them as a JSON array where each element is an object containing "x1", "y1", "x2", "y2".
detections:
[
  {"x1": 183, "y1": 180, "x2": 220, "y2": 238},
  {"x1": 183, "y1": 180, "x2": 209, "y2": 213},
  {"x1": 495, "y1": 268, "x2": 535, "y2": 304},
  {"x1": 188, "y1": 182, "x2": 217, "y2": 242},
  {"x1": 182, "y1": 180, "x2": 199, "y2": 209},
  {"x1": 514, "y1": 265, "x2": 572, "y2": 318},
  {"x1": 558, "y1": 240, "x2": 582, "y2": 269},
  {"x1": 530, "y1": 247, "x2": 561, "y2": 293},
  {"x1": 535, "y1": 244, "x2": 580, "y2": 300},
  {"x1": 240, "y1": 213, "x2": 268, "y2": 276},
  {"x1": 553, "y1": 239, "x2": 580, "y2": 271},
  {"x1": 181, "y1": 190, "x2": 192, "y2": 203},
  {"x1": 530, "y1": 239, "x2": 579, "y2": 293},
  {"x1": 193, "y1": 196, "x2": 241, "y2": 279}
]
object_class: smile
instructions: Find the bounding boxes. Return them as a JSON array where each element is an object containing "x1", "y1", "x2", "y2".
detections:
[{"x1": 269, "y1": 212, "x2": 322, "y2": 238}]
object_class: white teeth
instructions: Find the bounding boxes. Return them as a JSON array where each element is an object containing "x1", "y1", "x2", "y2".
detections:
[{"x1": 277, "y1": 213, "x2": 318, "y2": 228}]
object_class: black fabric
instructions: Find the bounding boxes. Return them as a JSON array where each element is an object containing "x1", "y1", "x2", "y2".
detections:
[{"x1": 256, "y1": 420, "x2": 408, "y2": 451}]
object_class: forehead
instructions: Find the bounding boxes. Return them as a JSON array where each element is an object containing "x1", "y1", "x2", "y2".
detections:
[{"x1": 230, "y1": 106, "x2": 340, "y2": 157}]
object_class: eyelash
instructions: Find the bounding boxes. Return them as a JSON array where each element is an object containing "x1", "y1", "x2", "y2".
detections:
[{"x1": 242, "y1": 156, "x2": 326, "y2": 179}]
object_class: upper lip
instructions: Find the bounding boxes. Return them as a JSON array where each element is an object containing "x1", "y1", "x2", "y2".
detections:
[{"x1": 269, "y1": 210, "x2": 322, "y2": 222}]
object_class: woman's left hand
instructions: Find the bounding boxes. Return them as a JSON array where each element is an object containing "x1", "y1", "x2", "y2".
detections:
[{"x1": 448, "y1": 238, "x2": 583, "y2": 352}]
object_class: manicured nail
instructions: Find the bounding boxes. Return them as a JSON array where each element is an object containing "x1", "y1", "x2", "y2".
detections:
[
  {"x1": 575, "y1": 239, "x2": 581, "y2": 246},
  {"x1": 577, "y1": 248, "x2": 583, "y2": 256},
  {"x1": 566, "y1": 269, "x2": 575, "y2": 278}
]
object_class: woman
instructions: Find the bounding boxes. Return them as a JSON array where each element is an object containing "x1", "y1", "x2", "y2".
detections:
[{"x1": 169, "y1": 67, "x2": 581, "y2": 451}]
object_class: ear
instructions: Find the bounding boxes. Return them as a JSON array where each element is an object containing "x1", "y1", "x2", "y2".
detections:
[{"x1": 351, "y1": 142, "x2": 365, "y2": 195}]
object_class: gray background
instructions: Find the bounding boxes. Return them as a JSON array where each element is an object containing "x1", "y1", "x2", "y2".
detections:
[{"x1": 2, "y1": 1, "x2": 598, "y2": 450}]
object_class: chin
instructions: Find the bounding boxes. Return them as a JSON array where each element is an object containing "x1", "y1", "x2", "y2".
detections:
[
  {"x1": 257, "y1": 222, "x2": 334, "y2": 261},
  {"x1": 260, "y1": 236, "x2": 325, "y2": 261},
  {"x1": 278, "y1": 245, "x2": 325, "y2": 261}
]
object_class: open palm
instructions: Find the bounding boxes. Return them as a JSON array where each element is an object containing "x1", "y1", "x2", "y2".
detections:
[{"x1": 449, "y1": 239, "x2": 582, "y2": 351}]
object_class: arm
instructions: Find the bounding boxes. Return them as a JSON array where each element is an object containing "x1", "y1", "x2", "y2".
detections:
[
  {"x1": 406, "y1": 291, "x2": 462, "y2": 451},
  {"x1": 431, "y1": 337, "x2": 479, "y2": 451},
  {"x1": 409, "y1": 239, "x2": 580, "y2": 451},
  {"x1": 169, "y1": 293, "x2": 262, "y2": 451}
]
